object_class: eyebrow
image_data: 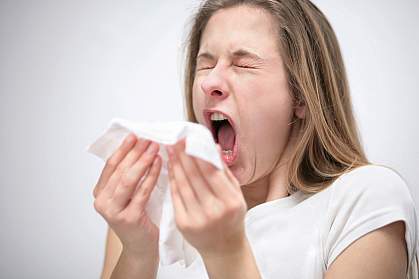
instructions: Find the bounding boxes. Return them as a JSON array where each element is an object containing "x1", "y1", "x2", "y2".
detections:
[{"x1": 196, "y1": 48, "x2": 263, "y2": 61}]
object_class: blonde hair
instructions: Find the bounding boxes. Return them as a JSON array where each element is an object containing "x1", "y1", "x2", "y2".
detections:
[{"x1": 182, "y1": 0, "x2": 370, "y2": 194}]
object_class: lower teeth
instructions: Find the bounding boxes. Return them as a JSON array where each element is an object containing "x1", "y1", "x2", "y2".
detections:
[{"x1": 222, "y1": 150, "x2": 233, "y2": 155}]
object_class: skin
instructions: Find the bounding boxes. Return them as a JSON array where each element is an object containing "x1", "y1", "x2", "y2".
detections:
[
  {"x1": 192, "y1": 5, "x2": 305, "y2": 210},
  {"x1": 93, "y1": 135, "x2": 163, "y2": 279},
  {"x1": 166, "y1": 4, "x2": 408, "y2": 279},
  {"x1": 94, "y1": 4, "x2": 408, "y2": 279}
]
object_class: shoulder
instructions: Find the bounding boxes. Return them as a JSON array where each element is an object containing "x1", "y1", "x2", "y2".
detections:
[
  {"x1": 323, "y1": 164, "x2": 418, "y2": 271},
  {"x1": 324, "y1": 220, "x2": 409, "y2": 279},
  {"x1": 328, "y1": 164, "x2": 414, "y2": 208},
  {"x1": 334, "y1": 163, "x2": 407, "y2": 187}
]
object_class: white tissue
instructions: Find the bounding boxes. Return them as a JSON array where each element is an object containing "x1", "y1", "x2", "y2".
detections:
[{"x1": 86, "y1": 118, "x2": 224, "y2": 268}]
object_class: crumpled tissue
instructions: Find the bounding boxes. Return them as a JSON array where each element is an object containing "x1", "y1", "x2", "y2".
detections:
[{"x1": 86, "y1": 118, "x2": 224, "y2": 268}]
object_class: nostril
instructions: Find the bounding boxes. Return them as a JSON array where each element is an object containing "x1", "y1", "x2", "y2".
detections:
[{"x1": 211, "y1": 90, "x2": 223, "y2": 96}]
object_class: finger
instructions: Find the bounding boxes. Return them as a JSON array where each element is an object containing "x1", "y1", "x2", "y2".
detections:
[
  {"x1": 126, "y1": 154, "x2": 162, "y2": 214},
  {"x1": 173, "y1": 140, "x2": 215, "y2": 205},
  {"x1": 93, "y1": 133, "x2": 137, "y2": 198},
  {"x1": 168, "y1": 144, "x2": 202, "y2": 215},
  {"x1": 102, "y1": 138, "x2": 152, "y2": 199},
  {"x1": 110, "y1": 141, "x2": 160, "y2": 211},
  {"x1": 194, "y1": 151, "x2": 237, "y2": 203},
  {"x1": 166, "y1": 157, "x2": 188, "y2": 223},
  {"x1": 224, "y1": 166, "x2": 240, "y2": 191}
]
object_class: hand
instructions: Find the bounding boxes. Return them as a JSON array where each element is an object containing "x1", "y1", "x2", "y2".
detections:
[
  {"x1": 165, "y1": 139, "x2": 248, "y2": 257},
  {"x1": 92, "y1": 133, "x2": 162, "y2": 257}
]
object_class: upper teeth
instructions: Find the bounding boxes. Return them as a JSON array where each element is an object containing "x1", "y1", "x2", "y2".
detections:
[{"x1": 210, "y1": 112, "x2": 228, "y2": 121}]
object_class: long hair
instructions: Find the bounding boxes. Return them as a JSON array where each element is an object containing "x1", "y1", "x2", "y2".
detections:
[{"x1": 182, "y1": 0, "x2": 370, "y2": 194}]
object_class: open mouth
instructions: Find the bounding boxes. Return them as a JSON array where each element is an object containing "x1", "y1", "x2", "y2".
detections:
[{"x1": 204, "y1": 110, "x2": 238, "y2": 166}]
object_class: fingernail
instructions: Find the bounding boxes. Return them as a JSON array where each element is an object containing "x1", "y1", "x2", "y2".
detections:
[
  {"x1": 146, "y1": 142, "x2": 158, "y2": 154},
  {"x1": 126, "y1": 133, "x2": 136, "y2": 143}
]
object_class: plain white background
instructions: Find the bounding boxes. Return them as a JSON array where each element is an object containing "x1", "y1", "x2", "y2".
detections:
[{"x1": 0, "y1": 0, "x2": 418, "y2": 278}]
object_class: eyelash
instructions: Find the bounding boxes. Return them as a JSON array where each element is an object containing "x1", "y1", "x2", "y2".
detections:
[
  {"x1": 236, "y1": 64, "x2": 255, "y2": 69},
  {"x1": 197, "y1": 64, "x2": 255, "y2": 71}
]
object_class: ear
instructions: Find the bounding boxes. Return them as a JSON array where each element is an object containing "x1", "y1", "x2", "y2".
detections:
[{"x1": 294, "y1": 101, "x2": 306, "y2": 119}]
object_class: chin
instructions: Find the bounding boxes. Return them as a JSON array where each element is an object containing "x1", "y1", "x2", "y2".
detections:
[{"x1": 228, "y1": 160, "x2": 250, "y2": 186}]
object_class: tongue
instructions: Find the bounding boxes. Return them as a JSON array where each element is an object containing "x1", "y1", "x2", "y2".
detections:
[{"x1": 217, "y1": 122, "x2": 235, "y2": 150}]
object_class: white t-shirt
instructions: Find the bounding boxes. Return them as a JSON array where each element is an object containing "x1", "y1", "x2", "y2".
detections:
[{"x1": 156, "y1": 164, "x2": 419, "y2": 279}]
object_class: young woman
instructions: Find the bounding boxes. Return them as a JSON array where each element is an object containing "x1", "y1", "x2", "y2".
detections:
[{"x1": 92, "y1": 0, "x2": 418, "y2": 278}]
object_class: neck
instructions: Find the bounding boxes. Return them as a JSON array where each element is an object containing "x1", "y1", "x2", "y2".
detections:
[
  {"x1": 240, "y1": 120, "x2": 300, "y2": 210},
  {"x1": 241, "y1": 161, "x2": 290, "y2": 210}
]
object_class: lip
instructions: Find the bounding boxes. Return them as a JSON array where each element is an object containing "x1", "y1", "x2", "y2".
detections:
[{"x1": 203, "y1": 109, "x2": 238, "y2": 166}]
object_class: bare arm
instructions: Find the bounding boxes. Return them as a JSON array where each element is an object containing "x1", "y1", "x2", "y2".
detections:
[
  {"x1": 100, "y1": 227, "x2": 122, "y2": 279},
  {"x1": 325, "y1": 221, "x2": 408, "y2": 279},
  {"x1": 100, "y1": 227, "x2": 159, "y2": 279},
  {"x1": 202, "y1": 221, "x2": 407, "y2": 279},
  {"x1": 201, "y1": 235, "x2": 262, "y2": 279}
]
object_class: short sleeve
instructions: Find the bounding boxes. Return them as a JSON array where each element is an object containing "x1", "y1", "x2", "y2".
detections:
[{"x1": 323, "y1": 165, "x2": 418, "y2": 277}]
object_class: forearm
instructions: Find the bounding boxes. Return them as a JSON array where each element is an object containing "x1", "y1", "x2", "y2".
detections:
[
  {"x1": 201, "y1": 237, "x2": 262, "y2": 279},
  {"x1": 110, "y1": 249, "x2": 159, "y2": 279}
]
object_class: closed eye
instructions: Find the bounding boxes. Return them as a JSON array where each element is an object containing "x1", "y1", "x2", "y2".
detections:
[
  {"x1": 235, "y1": 64, "x2": 257, "y2": 69},
  {"x1": 197, "y1": 66, "x2": 214, "y2": 71},
  {"x1": 196, "y1": 64, "x2": 257, "y2": 71}
]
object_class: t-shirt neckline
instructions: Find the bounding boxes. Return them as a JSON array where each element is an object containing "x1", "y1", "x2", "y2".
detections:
[{"x1": 245, "y1": 190, "x2": 305, "y2": 225}]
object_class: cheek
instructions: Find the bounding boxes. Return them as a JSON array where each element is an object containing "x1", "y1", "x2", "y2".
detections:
[
  {"x1": 239, "y1": 81, "x2": 294, "y2": 170},
  {"x1": 254, "y1": 92, "x2": 294, "y2": 145},
  {"x1": 192, "y1": 80, "x2": 202, "y2": 121},
  {"x1": 192, "y1": 96, "x2": 199, "y2": 120},
  {"x1": 245, "y1": 105, "x2": 292, "y2": 154},
  {"x1": 241, "y1": 79, "x2": 294, "y2": 135}
]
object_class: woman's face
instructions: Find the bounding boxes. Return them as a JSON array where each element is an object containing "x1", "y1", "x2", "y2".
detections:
[{"x1": 192, "y1": 5, "x2": 295, "y2": 185}]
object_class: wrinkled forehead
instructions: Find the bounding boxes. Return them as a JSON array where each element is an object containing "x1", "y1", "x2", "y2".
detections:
[{"x1": 198, "y1": 5, "x2": 281, "y2": 60}]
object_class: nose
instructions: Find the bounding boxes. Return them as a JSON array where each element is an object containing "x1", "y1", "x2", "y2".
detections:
[{"x1": 200, "y1": 67, "x2": 229, "y2": 100}]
